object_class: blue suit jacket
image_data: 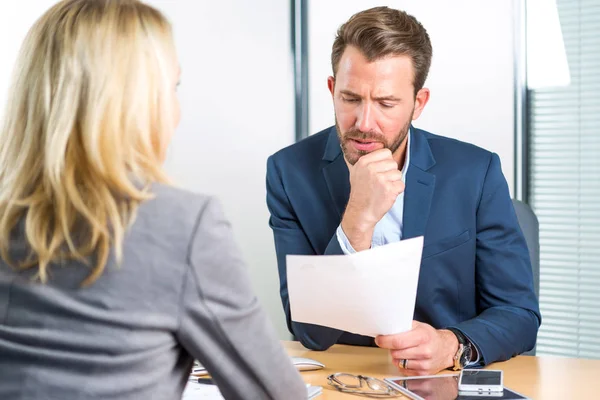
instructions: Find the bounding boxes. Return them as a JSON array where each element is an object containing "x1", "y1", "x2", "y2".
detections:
[{"x1": 266, "y1": 126, "x2": 541, "y2": 365}]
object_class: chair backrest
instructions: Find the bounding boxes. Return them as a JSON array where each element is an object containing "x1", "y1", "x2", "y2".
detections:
[
  {"x1": 511, "y1": 199, "x2": 540, "y2": 356},
  {"x1": 512, "y1": 199, "x2": 540, "y2": 298}
]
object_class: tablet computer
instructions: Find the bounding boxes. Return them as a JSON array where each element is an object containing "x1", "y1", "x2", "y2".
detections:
[{"x1": 384, "y1": 374, "x2": 530, "y2": 400}]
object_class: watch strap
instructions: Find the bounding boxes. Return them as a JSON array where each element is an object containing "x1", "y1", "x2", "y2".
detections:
[
  {"x1": 447, "y1": 327, "x2": 468, "y2": 345},
  {"x1": 447, "y1": 327, "x2": 471, "y2": 370}
]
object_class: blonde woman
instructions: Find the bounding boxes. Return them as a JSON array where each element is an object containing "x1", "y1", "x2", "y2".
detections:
[{"x1": 0, "y1": 1, "x2": 306, "y2": 399}]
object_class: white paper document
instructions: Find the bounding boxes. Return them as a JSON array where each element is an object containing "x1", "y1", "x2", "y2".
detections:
[
  {"x1": 182, "y1": 381, "x2": 321, "y2": 399},
  {"x1": 287, "y1": 236, "x2": 424, "y2": 337},
  {"x1": 182, "y1": 381, "x2": 223, "y2": 400}
]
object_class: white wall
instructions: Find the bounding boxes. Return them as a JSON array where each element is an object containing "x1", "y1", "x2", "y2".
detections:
[{"x1": 309, "y1": 0, "x2": 517, "y2": 194}]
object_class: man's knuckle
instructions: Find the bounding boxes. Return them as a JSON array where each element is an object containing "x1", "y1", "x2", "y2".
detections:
[{"x1": 423, "y1": 348, "x2": 433, "y2": 359}]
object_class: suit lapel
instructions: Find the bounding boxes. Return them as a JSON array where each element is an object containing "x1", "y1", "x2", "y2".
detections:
[
  {"x1": 402, "y1": 128, "x2": 437, "y2": 239},
  {"x1": 403, "y1": 168, "x2": 436, "y2": 239},
  {"x1": 323, "y1": 156, "x2": 350, "y2": 218}
]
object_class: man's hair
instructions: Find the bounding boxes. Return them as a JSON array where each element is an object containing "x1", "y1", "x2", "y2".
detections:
[{"x1": 331, "y1": 6, "x2": 433, "y2": 95}]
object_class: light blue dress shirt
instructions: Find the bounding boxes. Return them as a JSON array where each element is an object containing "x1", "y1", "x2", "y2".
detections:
[{"x1": 335, "y1": 130, "x2": 480, "y2": 366}]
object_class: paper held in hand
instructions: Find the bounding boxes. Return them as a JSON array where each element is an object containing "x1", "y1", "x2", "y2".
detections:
[{"x1": 287, "y1": 236, "x2": 424, "y2": 337}]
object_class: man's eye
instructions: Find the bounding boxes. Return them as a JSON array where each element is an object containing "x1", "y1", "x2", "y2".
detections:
[{"x1": 342, "y1": 97, "x2": 359, "y2": 103}]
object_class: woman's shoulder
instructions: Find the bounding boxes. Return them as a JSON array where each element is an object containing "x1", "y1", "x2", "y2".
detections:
[
  {"x1": 150, "y1": 183, "x2": 213, "y2": 209},
  {"x1": 133, "y1": 183, "x2": 218, "y2": 243}
]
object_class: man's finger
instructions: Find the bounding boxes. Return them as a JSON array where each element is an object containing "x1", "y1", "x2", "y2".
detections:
[
  {"x1": 375, "y1": 329, "x2": 425, "y2": 350},
  {"x1": 355, "y1": 148, "x2": 394, "y2": 164},
  {"x1": 380, "y1": 169, "x2": 403, "y2": 182},
  {"x1": 390, "y1": 179, "x2": 406, "y2": 195},
  {"x1": 366, "y1": 159, "x2": 400, "y2": 174},
  {"x1": 390, "y1": 345, "x2": 434, "y2": 361},
  {"x1": 393, "y1": 358, "x2": 435, "y2": 375}
]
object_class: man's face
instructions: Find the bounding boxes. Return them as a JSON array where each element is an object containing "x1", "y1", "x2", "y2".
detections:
[{"x1": 328, "y1": 46, "x2": 429, "y2": 165}]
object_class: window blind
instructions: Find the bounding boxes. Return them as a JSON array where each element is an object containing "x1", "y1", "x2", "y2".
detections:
[{"x1": 527, "y1": 0, "x2": 600, "y2": 358}]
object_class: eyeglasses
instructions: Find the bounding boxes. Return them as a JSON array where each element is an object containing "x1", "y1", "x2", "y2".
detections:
[{"x1": 327, "y1": 373, "x2": 403, "y2": 398}]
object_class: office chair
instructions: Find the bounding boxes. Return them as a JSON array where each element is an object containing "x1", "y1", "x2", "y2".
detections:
[{"x1": 512, "y1": 199, "x2": 540, "y2": 356}]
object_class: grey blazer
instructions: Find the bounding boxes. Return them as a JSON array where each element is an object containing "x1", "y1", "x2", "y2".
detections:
[{"x1": 0, "y1": 183, "x2": 306, "y2": 400}]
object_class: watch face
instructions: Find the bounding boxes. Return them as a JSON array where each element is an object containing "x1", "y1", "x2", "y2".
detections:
[{"x1": 460, "y1": 345, "x2": 473, "y2": 367}]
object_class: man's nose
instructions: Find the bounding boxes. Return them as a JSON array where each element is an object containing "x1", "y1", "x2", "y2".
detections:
[{"x1": 356, "y1": 102, "x2": 376, "y2": 133}]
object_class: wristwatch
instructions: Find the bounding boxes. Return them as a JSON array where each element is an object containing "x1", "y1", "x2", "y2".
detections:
[{"x1": 447, "y1": 327, "x2": 472, "y2": 371}]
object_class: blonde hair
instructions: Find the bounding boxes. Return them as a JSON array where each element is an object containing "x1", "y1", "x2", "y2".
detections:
[{"x1": 0, "y1": 0, "x2": 177, "y2": 285}]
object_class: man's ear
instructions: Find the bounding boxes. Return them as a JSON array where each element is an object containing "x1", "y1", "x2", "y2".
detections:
[
  {"x1": 412, "y1": 88, "x2": 430, "y2": 120},
  {"x1": 327, "y1": 76, "x2": 335, "y2": 98}
]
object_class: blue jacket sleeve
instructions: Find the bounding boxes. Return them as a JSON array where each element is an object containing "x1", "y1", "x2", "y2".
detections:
[
  {"x1": 265, "y1": 155, "x2": 346, "y2": 350},
  {"x1": 450, "y1": 153, "x2": 541, "y2": 365}
]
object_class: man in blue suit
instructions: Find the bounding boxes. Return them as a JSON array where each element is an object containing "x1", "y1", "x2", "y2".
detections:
[{"x1": 266, "y1": 7, "x2": 540, "y2": 375}]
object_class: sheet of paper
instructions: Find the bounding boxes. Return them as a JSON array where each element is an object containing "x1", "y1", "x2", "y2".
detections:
[
  {"x1": 287, "y1": 236, "x2": 423, "y2": 337},
  {"x1": 182, "y1": 381, "x2": 321, "y2": 399},
  {"x1": 182, "y1": 381, "x2": 224, "y2": 400}
]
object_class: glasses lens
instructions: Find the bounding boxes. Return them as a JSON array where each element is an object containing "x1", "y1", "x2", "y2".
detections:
[
  {"x1": 365, "y1": 377, "x2": 392, "y2": 392},
  {"x1": 333, "y1": 373, "x2": 362, "y2": 388}
]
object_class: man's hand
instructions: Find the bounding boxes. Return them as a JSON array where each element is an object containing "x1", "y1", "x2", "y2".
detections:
[
  {"x1": 341, "y1": 149, "x2": 404, "y2": 251},
  {"x1": 375, "y1": 321, "x2": 459, "y2": 376}
]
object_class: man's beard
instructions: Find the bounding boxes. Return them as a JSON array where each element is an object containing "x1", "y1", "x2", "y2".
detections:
[{"x1": 336, "y1": 113, "x2": 413, "y2": 166}]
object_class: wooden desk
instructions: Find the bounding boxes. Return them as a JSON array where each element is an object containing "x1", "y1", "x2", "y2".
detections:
[{"x1": 284, "y1": 341, "x2": 600, "y2": 399}]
